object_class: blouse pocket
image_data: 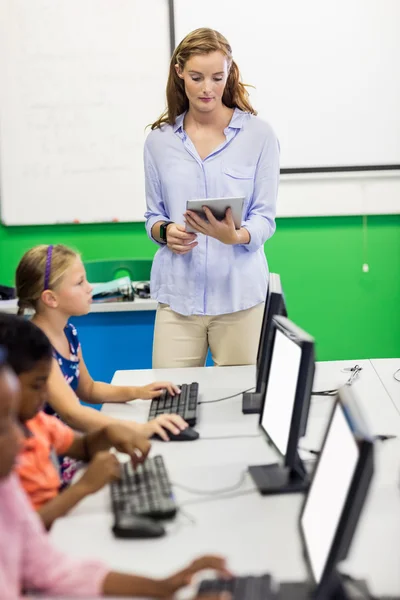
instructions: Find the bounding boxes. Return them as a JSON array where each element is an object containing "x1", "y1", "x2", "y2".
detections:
[{"x1": 222, "y1": 164, "x2": 256, "y2": 204}]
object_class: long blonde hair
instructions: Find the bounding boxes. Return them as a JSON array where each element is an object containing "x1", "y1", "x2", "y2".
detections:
[
  {"x1": 151, "y1": 27, "x2": 257, "y2": 130},
  {"x1": 16, "y1": 244, "x2": 78, "y2": 315}
]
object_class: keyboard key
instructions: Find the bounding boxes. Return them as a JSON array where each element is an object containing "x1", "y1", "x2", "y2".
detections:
[
  {"x1": 110, "y1": 456, "x2": 177, "y2": 522},
  {"x1": 148, "y1": 382, "x2": 199, "y2": 427}
]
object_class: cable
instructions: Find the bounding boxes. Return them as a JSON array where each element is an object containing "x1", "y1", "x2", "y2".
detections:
[
  {"x1": 374, "y1": 434, "x2": 397, "y2": 442},
  {"x1": 312, "y1": 364, "x2": 363, "y2": 397},
  {"x1": 341, "y1": 573, "x2": 378, "y2": 600},
  {"x1": 371, "y1": 362, "x2": 400, "y2": 420},
  {"x1": 393, "y1": 368, "x2": 400, "y2": 382},
  {"x1": 200, "y1": 434, "x2": 261, "y2": 441},
  {"x1": 177, "y1": 506, "x2": 197, "y2": 526},
  {"x1": 199, "y1": 387, "x2": 255, "y2": 405},
  {"x1": 172, "y1": 470, "x2": 248, "y2": 496},
  {"x1": 299, "y1": 446, "x2": 320, "y2": 456},
  {"x1": 181, "y1": 488, "x2": 257, "y2": 508},
  {"x1": 300, "y1": 434, "x2": 397, "y2": 458},
  {"x1": 311, "y1": 389, "x2": 338, "y2": 397}
]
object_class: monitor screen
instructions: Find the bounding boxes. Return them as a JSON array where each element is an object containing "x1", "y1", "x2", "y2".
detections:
[
  {"x1": 260, "y1": 327, "x2": 302, "y2": 456},
  {"x1": 300, "y1": 402, "x2": 359, "y2": 584}
]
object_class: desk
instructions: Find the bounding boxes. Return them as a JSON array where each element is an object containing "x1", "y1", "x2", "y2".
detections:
[
  {"x1": 371, "y1": 358, "x2": 400, "y2": 414},
  {"x1": 50, "y1": 361, "x2": 400, "y2": 596}
]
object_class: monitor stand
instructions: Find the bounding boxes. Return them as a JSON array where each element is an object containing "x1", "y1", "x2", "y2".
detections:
[
  {"x1": 242, "y1": 391, "x2": 262, "y2": 414},
  {"x1": 248, "y1": 453, "x2": 309, "y2": 495}
]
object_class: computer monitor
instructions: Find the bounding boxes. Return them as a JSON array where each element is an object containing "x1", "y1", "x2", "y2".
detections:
[
  {"x1": 248, "y1": 315, "x2": 315, "y2": 495},
  {"x1": 279, "y1": 385, "x2": 374, "y2": 599},
  {"x1": 198, "y1": 387, "x2": 375, "y2": 599},
  {"x1": 242, "y1": 273, "x2": 288, "y2": 415}
]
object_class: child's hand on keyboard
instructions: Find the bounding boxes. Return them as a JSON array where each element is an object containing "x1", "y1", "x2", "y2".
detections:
[
  {"x1": 78, "y1": 451, "x2": 121, "y2": 495},
  {"x1": 103, "y1": 423, "x2": 151, "y2": 468},
  {"x1": 141, "y1": 414, "x2": 188, "y2": 441},
  {"x1": 159, "y1": 555, "x2": 232, "y2": 597},
  {"x1": 134, "y1": 381, "x2": 181, "y2": 400},
  {"x1": 194, "y1": 594, "x2": 232, "y2": 599}
]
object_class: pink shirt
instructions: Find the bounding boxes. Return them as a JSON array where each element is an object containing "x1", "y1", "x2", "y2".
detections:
[{"x1": 0, "y1": 474, "x2": 109, "y2": 598}]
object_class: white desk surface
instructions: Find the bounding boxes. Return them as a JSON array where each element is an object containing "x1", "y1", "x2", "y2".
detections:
[
  {"x1": 371, "y1": 358, "x2": 400, "y2": 412},
  {"x1": 51, "y1": 360, "x2": 400, "y2": 597},
  {"x1": 0, "y1": 297, "x2": 157, "y2": 314}
]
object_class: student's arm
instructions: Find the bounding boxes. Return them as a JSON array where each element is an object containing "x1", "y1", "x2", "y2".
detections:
[
  {"x1": 67, "y1": 423, "x2": 151, "y2": 464},
  {"x1": 16, "y1": 474, "x2": 231, "y2": 599},
  {"x1": 48, "y1": 357, "x2": 188, "y2": 440},
  {"x1": 47, "y1": 357, "x2": 134, "y2": 432},
  {"x1": 103, "y1": 556, "x2": 232, "y2": 598},
  {"x1": 76, "y1": 348, "x2": 179, "y2": 404},
  {"x1": 37, "y1": 452, "x2": 121, "y2": 530}
]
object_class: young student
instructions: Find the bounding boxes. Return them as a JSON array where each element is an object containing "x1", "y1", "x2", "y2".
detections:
[
  {"x1": 0, "y1": 313, "x2": 153, "y2": 529},
  {"x1": 15, "y1": 243, "x2": 187, "y2": 442},
  {"x1": 145, "y1": 27, "x2": 280, "y2": 369},
  {"x1": 0, "y1": 347, "x2": 232, "y2": 598}
]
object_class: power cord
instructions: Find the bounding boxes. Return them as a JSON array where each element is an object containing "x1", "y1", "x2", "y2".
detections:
[
  {"x1": 371, "y1": 362, "x2": 400, "y2": 420},
  {"x1": 300, "y1": 434, "x2": 397, "y2": 457},
  {"x1": 172, "y1": 470, "x2": 248, "y2": 496},
  {"x1": 311, "y1": 388, "x2": 338, "y2": 397},
  {"x1": 199, "y1": 387, "x2": 255, "y2": 405},
  {"x1": 299, "y1": 446, "x2": 320, "y2": 456},
  {"x1": 341, "y1": 573, "x2": 378, "y2": 600},
  {"x1": 181, "y1": 488, "x2": 257, "y2": 508},
  {"x1": 312, "y1": 365, "x2": 363, "y2": 397},
  {"x1": 200, "y1": 434, "x2": 261, "y2": 441}
]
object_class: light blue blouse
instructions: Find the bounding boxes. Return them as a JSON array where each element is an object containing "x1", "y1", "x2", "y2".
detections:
[{"x1": 144, "y1": 108, "x2": 280, "y2": 316}]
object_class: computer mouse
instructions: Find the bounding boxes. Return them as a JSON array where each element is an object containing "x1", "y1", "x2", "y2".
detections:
[
  {"x1": 112, "y1": 514, "x2": 165, "y2": 539},
  {"x1": 152, "y1": 426, "x2": 200, "y2": 442}
]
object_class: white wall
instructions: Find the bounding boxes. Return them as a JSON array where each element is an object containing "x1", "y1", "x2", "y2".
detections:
[
  {"x1": 278, "y1": 172, "x2": 400, "y2": 217},
  {"x1": 0, "y1": 0, "x2": 399, "y2": 224}
]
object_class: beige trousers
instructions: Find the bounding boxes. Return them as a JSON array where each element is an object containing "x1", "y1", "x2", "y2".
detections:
[{"x1": 152, "y1": 302, "x2": 264, "y2": 368}]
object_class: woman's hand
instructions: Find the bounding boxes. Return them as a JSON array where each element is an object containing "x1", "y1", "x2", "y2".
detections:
[
  {"x1": 140, "y1": 414, "x2": 188, "y2": 441},
  {"x1": 166, "y1": 223, "x2": 198, "y2": 255},
  {"x1": 134, "y1": 381, "x2": 181, "y2": 400},
  {"x1": 159, "y1": 555, "x2": 232, "y2": 598},
  {"x1": 184, "y1": 207, "x2": 239, "y2": 245}
]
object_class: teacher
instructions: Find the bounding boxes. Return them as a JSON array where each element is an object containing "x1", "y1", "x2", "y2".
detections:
[{"x1": 144, "y1": 28, "x2": 279, "y2": 368}]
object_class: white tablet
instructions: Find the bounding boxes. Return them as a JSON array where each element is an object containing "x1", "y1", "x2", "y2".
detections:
[{"x1": 185, "y1": 196, "x2": 245, "y2": 233}]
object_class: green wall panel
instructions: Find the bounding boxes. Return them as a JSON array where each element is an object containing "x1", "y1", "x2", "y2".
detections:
[{"x1": 1, "y1": 215, "x2": 399, "y2": 361}]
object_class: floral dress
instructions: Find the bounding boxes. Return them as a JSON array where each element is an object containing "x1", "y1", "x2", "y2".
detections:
[{"x1": 45, "y1": 323, "x2": 82, "y2": 485}]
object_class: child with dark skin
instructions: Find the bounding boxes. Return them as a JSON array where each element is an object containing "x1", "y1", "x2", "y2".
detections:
[
  {"x1": 0, "y1": 340, "x2": 232, "y2": 598},
  {"x1": 0, "y1": 312, "x2": 153, "y2": 529}
]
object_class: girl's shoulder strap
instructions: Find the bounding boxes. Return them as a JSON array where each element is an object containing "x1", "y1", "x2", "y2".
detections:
[{"x1": 64, "y1": 323, "x2": 80, "y2": 355}]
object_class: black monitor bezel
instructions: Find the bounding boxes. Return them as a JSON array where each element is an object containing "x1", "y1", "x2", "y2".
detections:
[
  {"x1": 298, "y1": 387, "x2": 374, "y2": 599},
  {"x1": 258, "y1": 315, "x2": 315, "y2": 470},
  {"x1": 256, "y1": 273, "x2": 288, "y2": 396}
]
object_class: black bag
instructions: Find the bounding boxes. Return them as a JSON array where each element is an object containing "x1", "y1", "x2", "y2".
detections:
[{"x1": 0, "y1": 285, "x2": 15, "y2": 300}]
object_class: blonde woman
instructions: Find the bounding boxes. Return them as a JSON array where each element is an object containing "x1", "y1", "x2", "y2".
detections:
[{"x1": 144, "y1": 28, "x2": 280, "y2": 369}]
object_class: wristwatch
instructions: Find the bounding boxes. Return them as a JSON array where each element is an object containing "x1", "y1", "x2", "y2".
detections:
[{"x1": 159, "y1": 221, "x2": 174, "y2": 243}]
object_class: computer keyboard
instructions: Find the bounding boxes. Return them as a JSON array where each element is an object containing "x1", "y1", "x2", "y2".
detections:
[
  {"x1": 148, "y1": 382, "x2": 199, "y2": 426},
  {"x1": 110, "y1": 455, "x2": 177, "y2": 521},
  {"x1": 198, "y1": 575, "x2": 275, "y2": 599}
]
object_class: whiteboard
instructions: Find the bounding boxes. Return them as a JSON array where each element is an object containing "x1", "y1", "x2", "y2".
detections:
[
  {"x1": 174, "y1": 0, "x2": 400, "y2": 171},
  {"x1": 0, "y1": 0, "x2": 170, "y2": 225}
]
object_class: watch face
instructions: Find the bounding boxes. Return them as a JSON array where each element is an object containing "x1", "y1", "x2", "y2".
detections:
[{"x1": 161, "y1": 222, "x2": 171, "y2": 241}]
